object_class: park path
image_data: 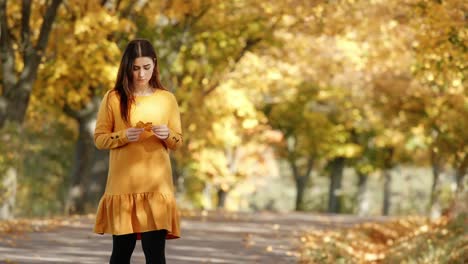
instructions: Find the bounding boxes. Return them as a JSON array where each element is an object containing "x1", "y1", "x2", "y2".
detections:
[{"x1": 0, "y1": 211, "x2": 388, "y2": 264}]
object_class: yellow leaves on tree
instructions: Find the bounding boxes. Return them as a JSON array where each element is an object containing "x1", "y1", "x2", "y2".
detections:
[
  {"x1": 32, "y1": 2, "x2": 132, "y2": 113},
  {"x1": 410, "y1": 0, "x2": 467, "y2": 93}
]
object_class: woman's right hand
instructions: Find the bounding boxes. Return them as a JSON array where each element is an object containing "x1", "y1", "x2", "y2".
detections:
[{"x1": 126, "y1": 127, "x2": 144, "y2": 142}]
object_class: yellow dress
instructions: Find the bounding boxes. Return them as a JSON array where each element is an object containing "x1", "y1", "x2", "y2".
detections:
[{"x1": 93, "y1": 89, "x2": 182, "y2": 239}]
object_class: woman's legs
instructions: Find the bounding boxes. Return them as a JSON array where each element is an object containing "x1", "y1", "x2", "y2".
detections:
[
  {"x1": 109, "y1": 233, "x2": 137, "y2": 264},
  {"x1": 141, "y1": 229, "x2": 167, "y2": 264}
]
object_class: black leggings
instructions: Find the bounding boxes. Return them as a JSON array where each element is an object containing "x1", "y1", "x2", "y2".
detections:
[{"x1": 109, "y1": 229, "x2": 167, "y2": 264}]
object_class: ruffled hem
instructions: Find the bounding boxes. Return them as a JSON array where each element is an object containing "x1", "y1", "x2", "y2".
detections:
[{"x1": 93, "y1": 192, "x2": 180, "y2": 240}]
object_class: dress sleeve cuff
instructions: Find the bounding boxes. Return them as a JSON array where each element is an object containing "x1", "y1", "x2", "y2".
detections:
[
  {"x1": 163, "y1": 128, "x2": 183, "y2": 150},
  {"x1": 115, "y1": 129, "x2": 130, "y2": 145}
]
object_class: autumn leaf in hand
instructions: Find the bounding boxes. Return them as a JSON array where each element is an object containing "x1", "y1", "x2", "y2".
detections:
[{"x1": 135, "y1": 121, "x2": 153, "y2": 131}]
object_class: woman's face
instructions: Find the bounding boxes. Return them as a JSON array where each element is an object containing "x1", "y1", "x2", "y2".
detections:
[{"x1": 132, "y1": 57, "x2": 154, "y2": 87}]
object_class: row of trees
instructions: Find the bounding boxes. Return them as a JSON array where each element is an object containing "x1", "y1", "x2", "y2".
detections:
[{"x1": 0, "y1": 0, "x2": 466, "y2": 219}]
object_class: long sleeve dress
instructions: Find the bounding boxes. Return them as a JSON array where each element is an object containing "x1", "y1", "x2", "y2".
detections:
[{"x1": 93, "y1": 88, "x2": 182, "y2": 239}]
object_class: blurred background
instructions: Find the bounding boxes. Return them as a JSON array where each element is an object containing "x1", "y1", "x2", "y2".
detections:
[{"x1": 0, "y1": 0, "x2": 466, "y2": 222}]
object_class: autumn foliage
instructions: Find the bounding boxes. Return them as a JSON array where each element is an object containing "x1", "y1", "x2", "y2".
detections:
[
  {"x1": 0, "y1": 1, "x2": 466, "y2": 257},
  {"x1": 299, "y1": 213, "x2": 467, "y2": 263}
]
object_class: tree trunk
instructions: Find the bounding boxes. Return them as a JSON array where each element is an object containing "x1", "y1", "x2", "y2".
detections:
[
  {"x1": 295, "y1": 175, "x2": 307, "y2": 211},
  {"x1": 328, "y1": 157, "x2": 345, "y2": 213},
  {"x1": 0, "y1": 167, "x2": 17, "y2": 219},
  {"x1": 0, "y1": 0, "x2": 63, "y2": 219},
  {"x1": 428, "y1": 150, "x2": 440, "y2": 217},
  {"x1": 216, "y1": 188, "x2": 228, "y2": 209},
  {"x1": 429, "y1": 149, "x2": 441, "y2": 212},
  {"x1": 85, "y1": 142, "x2": 109, "y2": 210},
  {"x1": 381, "y1": 147, "x2": 394, "y2": 216},
  {"x1": 382, "y1": 170, "x2": 392, "y2": 216},
  {"x1": 0, "y1": 122, "x2": 25, "y2": 220},
  {"x1": 214, "y1": 146, "x2": 240, "y2": 210},
  {"x1": 0, "y1": 0, "x2": 63, "y2": 127},
  {"x1": 290, "y1": 157, "x2": 313, "y2": 211},
  {"x1": 64, "y1": 98, "x2": 100, "y2": 215},
  {"x1": 65, "y1": 114, "x2": 96, "y2": 214},
  {"x1": 455, "y1": 170, "x2": 466, "y2": 193},
  {"x1": 455, "y1": 155, "x2": 467, "y2": 194},
  {"x1": 356, "y1": 172, "x2": 369, "y2": 216}
]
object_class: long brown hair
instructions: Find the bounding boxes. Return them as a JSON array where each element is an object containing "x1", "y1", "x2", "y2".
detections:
[{"x1": 113, "y1": 39, "x2": 166, "y2": 125}]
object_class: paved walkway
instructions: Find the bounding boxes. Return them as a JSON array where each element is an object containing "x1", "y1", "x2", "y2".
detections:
[{"x1": 0, "y1": 211, "x2": 387, "y2": 264}]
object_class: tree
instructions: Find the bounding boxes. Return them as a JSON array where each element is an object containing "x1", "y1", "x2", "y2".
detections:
[
  {"x1": 266, "y1": 83, "x2": 334, "y2": 211},
  {"x1": 140, "y1": 0, "x2": 310, "y2": 208},
  {"x1": 0, "y1": 0, "x2": 63, "y2": 219},
  {"x1": 409, "y1": 0, "x2": 467, "y2": 196}
]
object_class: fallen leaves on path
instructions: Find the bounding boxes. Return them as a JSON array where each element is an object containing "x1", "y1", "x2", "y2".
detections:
[
  {"x1": 0, "y1": 214, "x2": 94, "y2": 234},
  {"x1": 0, "y1": 214, "x2": 95, "y2": 247},
  {"x1": 299, "y1": 214, "x2": 467, "y2": 263}
]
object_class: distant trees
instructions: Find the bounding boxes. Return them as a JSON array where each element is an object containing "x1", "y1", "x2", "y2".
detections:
[{"x1": 0, "y1": 0, "x2": 465, "y2": 217}]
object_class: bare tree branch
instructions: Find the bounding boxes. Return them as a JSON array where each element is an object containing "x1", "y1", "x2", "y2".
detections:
[
  {"x1": 19, "y1": 0, "x2": 61, "y2": 85},
  {"x1": 35, "y1": 0, "x2": 62, "y2": 54},
  {"x1": 0, "y1": 0, "x2": 17, "y2": 91},
  {"x1": 202, "y1": 37, "x2": 262, "y2": 96},
  {"x1": 21, "y1": 0, "x2": 31, "y2": 46},
  {"x1": 63, "y1": 96, "x2": 100, "y2": 120},
  {"x1": 201, "y1": 13, "x2": 283, "y2": 97},
  {"x1": 168, "y1": 4, "x2": 213, "y2": 90},
  {"x1": 173, "y1": 3, "x2": 211, "y2": 51},
  {"x1": 21, "y1": 0, "x2": 32, "y2": 65},
  {"x1": 188, "y1": 3, "x2": 211, "y2": 27},
  {"x1": 2, "y1": 0, "x2": 63, "y2": 125}
]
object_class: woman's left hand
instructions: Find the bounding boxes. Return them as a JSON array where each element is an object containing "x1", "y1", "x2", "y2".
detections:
[{"x1": 152, "y1": 125, "x2": 170, "y2": 140}]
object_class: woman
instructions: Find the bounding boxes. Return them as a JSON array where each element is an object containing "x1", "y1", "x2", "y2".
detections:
[{"x1": 93, "y1": 38, "x2": 182, "y2": 264}]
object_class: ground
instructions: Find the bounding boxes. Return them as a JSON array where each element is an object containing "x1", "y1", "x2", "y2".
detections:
[{"x1": 0, "y1": 211, "x2": 388, "y2": 264}]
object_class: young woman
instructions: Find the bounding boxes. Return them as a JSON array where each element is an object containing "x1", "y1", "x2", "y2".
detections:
[{"x1": 93, "y1": 38, "x2": 182, "y2": 264}]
